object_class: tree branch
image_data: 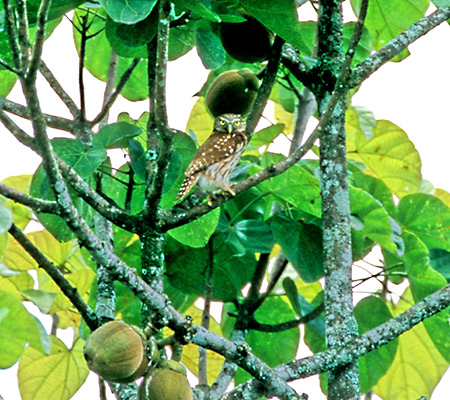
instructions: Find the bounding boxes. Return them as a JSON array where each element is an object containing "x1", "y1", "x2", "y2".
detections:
[
  {"x1": 0, "y1": 97, "x2": 79, "y2": 133},
  {"x1": 0, "y1": 182, "x2": 57, "y2": 214},
  {"x1": 144, "y1": 0, "x2": 173, "y2": 219},
  {"x1": 224, "y1": 283, "x2": 450, "y2": 399},
  {"x1": 39, "y1": 60, "x2": 79, "y2": 117},
  {"x1": 91, "y1": 57, "x2": 141, "y2": 127},
  {"x1": 8, "y1": 223, "x2": 99, "y2": 331},
  {"x1": 27, "y1": 0, "x2": 51, "y2": 80},
  {"x1": 245, "y1": 36, "x2": 284, "y2": 138},
  {"x1": 2, "y1": 0, "x2": 23, "y2": 71},
  {"x1": 349, "y1": 6, "x2": 450, "y2": 88}
]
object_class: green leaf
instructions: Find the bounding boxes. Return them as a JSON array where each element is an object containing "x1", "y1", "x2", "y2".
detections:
[
  {"x1": 0, "y1": 290, "x2": 51, "y2": 368},
  {"x1": 374, "y1": 289, "x2": 449, "y2": 400},
  {"x1": 0, "y1": 70, "x2": 18, "y2": 97},
  {"x1": 18, "y1": 336, "x2": 89, "y2": 400},
  {"x1": 258, "y1": 155, "x2": 321, "y2": 218},
  {"x1": 168, "y1": 208, "x2": 220, "y2": 248},
  {"x1": 350, "y1": 171, "x2": 396, "y2": 217},
  {"x1": 282, "y1": 277, "x2": 302, "y2": 316},
  {"x1": 52, "y1": 138, "x2": 107, "y2": 179},
  {"x1": 346, "y1": 109, "x2": 422, "y2": 198},
  {"x1": 235, "y1": 296, "x2": 300, "y2": 384},
  {"x1": 20, "y1": 289, "x2": 57, "y2": 314},
  {"x1": 228, "y1": 219, "x2": 274, "y2": 255},
  {"x1": 165, "y1": 236, "x2": 256, "y2": 301},
  {"x1": 401, "y1": 231, "x2": 450, "y2": 363},
  {"x1": 349, "y1": 186, "x2": 399, "y2": 255},
  {"x1": 195, "y1": 28, "x2": 226, "y2": 70},
  {"x1": 128, "y1": 139, "x2": 147, "y2": 180},
  {"x1": 240, "y1": 0, "x2": 315, "y2": 54},
  {"x1": 0, "y1": 205, "x2": 13, "y2": 235},
  {"x1": 92, "y1": 122, "x2": 142, "y2": 149},
  {"x1": 269, "y1": 213, "x2": 323, "y2": 282},
  {"x1": 98, "y1": 0, "x2": 158, "y2": 24},
  {"x1": 398, "y1": 194, "x2": 450, "y2": 252},
  {"x1": 429, "y1": 248, "x2": 450, "y2": 282},
  {"x1": 248, "y1": 123, "x2": 285, "y2": 150},
  {"x1": 174, "y1": 0, "x2": 221, "y2": 22},
  {"x1": 350, "y1": 0, "x2": 429, "y2": 61},
  {"x1": 105, "y1": 11, "x2": 158, "y2": 57},
  {"x1": 169, "y1": 23, "x2": 195, "y2": 61},
  {"x1": 355, "y1": 296, "x2": 398, "y2": 393}
]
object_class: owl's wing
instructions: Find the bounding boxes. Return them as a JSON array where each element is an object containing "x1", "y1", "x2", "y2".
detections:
[{"x1": 184, "y1": 131, "x2": 247, "y2": 177}]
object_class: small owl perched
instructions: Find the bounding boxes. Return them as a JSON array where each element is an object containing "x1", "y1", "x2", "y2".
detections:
[{"x1": 176, "y1": 114, "x2": 247, "y2": 201}]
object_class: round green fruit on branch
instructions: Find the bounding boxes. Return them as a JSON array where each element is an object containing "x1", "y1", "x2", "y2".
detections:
[
  {"x1": 138, "y1": 359, "x2": 193, "y2": 400},
  {"x1": 205, "y1": 68, "x2": 260, "y2": 118},
  {"x1": 83, "y1": 321, "x2": 150, "y2": 383},
  {"x1": 218, "y1": 16, "x2": 274, "y2": 63}
]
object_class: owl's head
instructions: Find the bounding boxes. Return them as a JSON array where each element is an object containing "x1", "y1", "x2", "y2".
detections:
[{"x1": 214, "y1": 114, "x2": 246, "y2": 134}]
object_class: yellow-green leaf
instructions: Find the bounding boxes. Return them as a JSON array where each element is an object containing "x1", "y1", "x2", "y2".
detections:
[
  {"x1": 3, "y1": 237, "x2": 38, "y2": 271},
  {"x1": 0, "y1": 271, "x2": 34, "y2": 294},
  {"x1": 274, "y1": 102, "x2": 294, "y2": 136},
  {"x1": 177, "y1": 304, "x2": 224, "y2": 384},
  {"x1": 0, "y1": 290, "x2": 50, "y2": 368},
  {"x1": 347, "y1": 107, "x2": 422, "y2": 198},
  {"x1": 374, "y1": 289, "x2": 448, "y2": 400},
  {"x1": 186, "y1": 97, "x2": 215, "y2": 145},
  {"x1": 18, "y1": 336, "x2": 89, "y2": 400},
  {"x1": 0, "y1": 175, "x2": 34, "y2": 230}
]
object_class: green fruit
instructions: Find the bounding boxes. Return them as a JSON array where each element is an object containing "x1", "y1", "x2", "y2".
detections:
[
  {"x1": 219, "y1": 17, "x2": 274, "y2": 63},
  {"x1": 83, "y1": 321, "x2": 149, "y2": 383},
  {"x1": 138, "y1": 360, "x2": 193, "y2": 400},
  {"x1": 205, "y1": 68, "x2": 259, "y2": 117}
]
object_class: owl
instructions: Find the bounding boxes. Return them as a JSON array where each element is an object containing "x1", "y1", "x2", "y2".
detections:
[{"x1": 176, "y1": 113, "x2": 247, "y2": 202}]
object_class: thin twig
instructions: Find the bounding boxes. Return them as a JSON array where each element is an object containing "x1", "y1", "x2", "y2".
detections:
[
  {"x1": 91, "y1": 57, "x2": 141, "y2": 126},
  {"x1": 248, "y1": 302, "x2": 324, "y2": 332},
  {"x1": 39, "y1": 60, "x2": 79, "y2": 117},
  {"x1": 98, "y1": 50, "x2": 119, "y2": 129},
  {"x1": 350, "y1": 6, "x2": 450, "y2": 88}
]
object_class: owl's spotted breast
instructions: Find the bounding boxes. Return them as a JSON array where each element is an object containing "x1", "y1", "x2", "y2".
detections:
[{"x1": 176, "y1": 114, "x2": 247, "y2": 201}]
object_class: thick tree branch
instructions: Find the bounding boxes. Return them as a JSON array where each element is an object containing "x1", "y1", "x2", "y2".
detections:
[
  {"x1": 349, "y1": 6, "x2": 450, "y2": 88},
  {"x1": 8, "y1": 223, "x2": 99, "y2": 331},
  {"x1": 144, "y1": 0, "x2": 173, "y2": 219},
  {"x1": 27, "y1": 0, "x2": 51, "y2": 80}
]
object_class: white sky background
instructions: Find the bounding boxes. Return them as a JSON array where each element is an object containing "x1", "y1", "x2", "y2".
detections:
[{"x1": 1, "y1": 2, "x2": 450, "y2": 399}]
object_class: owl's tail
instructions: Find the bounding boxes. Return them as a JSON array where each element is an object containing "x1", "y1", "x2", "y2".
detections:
[{"x1": 176, "y1": 173, "x2": 199, "y2": 201}]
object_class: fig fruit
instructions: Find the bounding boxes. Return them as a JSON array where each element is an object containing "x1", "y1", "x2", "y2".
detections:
[
  {"x1": 138, "y1": 359, "x2": 193, "y2": 400},
  {"x1": 205, "y1": 68, "x2": 259, "y2": 117},
  {"x1": 218, "y1": 16, "x2": 274, "y2": 63},
  {"x1": 83, "y1": 321, "x2": 149, "y2": 383}
]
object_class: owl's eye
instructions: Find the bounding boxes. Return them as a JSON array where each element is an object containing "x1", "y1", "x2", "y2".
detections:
[
  {"x1": 219, "y1": 120, "x2": 226, "y2": 126},
  {"x1": 234, "y1": 120, "x2": 241, "y2": 126}
]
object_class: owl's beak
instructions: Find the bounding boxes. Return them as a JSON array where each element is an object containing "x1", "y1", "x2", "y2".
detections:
[{"x1": 227, "y1": 123, "x2": 233, "y2": 134}]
